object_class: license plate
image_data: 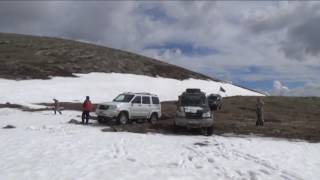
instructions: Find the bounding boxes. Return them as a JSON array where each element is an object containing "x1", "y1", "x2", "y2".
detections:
[{"x1": 188, "y1": 121, "x2": 200, "y2": 125}]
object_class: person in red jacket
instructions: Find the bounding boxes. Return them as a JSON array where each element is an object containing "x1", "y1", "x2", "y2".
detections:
[{"x1": 82, "y1": 96, "x2": 93, "y2": 124}]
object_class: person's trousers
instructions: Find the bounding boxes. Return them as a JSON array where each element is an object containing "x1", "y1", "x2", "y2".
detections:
[
  {"x1": 256, "y1": 110, "x2": 264, "y2": 126},
  {"x1": 54, "y1": 108, "x2": 62, "y2": 115},
  {"x1": 82, "y1": 111, "x2": 90, "y2": 124}
]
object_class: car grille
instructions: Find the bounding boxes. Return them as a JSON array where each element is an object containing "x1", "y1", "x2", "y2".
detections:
[
  {"x1": 99, "y1": 105, "x2": 109, "y2": 110},
  {"x1": 185, "y1": 112, "x2": 202, "y2": 119}
]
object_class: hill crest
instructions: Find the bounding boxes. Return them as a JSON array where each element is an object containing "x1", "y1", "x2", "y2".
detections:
[{"x1": 0, "y1": 33, "x2": 216, "y2": 81}]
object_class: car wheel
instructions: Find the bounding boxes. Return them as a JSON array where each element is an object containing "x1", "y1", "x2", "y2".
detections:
[
  {"x1": 149, "y1": 113, "x2": 158, "y2": 125},
  {"x1": 206, "y1": 125, "x2": 214, "y2": 136},
  {"x1": 117, "y1": 112, "x2": 129, "y2": 125},
  {"x1": 97, "y1": 116, "x2": 105, "y2": 124},
  {"x1": 173, "y1": 122, "x2": 181, "y2": 133}
]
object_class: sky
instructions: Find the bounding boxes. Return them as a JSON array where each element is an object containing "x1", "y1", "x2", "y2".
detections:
[{"x1": 0, "y1": 1, "x2": 320, "y2": 96}]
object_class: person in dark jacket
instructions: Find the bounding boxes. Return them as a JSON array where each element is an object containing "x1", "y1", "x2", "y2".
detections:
[
  {"x1": 82, "y1": 96, "x2": 93, "y2": 124},
  {"x1": 53, "y1": 99, "x2": 62, "y2": 115},
  {"x1": 256, "y1": 97, "x2": 264, "y2": 126}
]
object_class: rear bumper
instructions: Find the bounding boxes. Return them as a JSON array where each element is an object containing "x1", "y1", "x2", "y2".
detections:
[{"x1": 175, "y1": 117, "x2": 213, "y2": 128}]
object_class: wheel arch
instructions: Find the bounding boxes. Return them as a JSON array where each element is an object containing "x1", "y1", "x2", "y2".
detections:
[
  {"x1": 149, "y1": 111, "x2": 159, "y2": 119},
  {"x1": 118, "y1": 110, "x2": 129, "y2": 119}
]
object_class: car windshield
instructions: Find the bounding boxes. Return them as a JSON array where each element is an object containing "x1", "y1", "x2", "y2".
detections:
[
  {"x1": 181, "y1": 95, "x2": 206, "y2": 106},
  {"x1": 113, "y1": 94, "x2": 134, "y2": 102},
  {"x1": 208, "y1": 96, "x2": 218, "y2": 101}
]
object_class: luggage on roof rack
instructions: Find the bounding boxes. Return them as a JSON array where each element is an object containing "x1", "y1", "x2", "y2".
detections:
[{"x1": 186, "y1": 88, "x2": 201, "y2": 93}]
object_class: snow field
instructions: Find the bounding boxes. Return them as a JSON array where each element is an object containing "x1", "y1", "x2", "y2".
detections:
[
  {"x1": 0, "y1": 73, "x2": 263, "y2": 107},
  {"x1": 0, "y1": 109, "x2": 319, "y2": 180}
]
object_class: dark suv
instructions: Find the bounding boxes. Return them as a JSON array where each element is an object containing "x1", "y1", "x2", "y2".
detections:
[
  {"x1": 174, "y1": 89, "x2": 214, "y2": 135},
  {"x1": 207, "y1": 94, "x2": 222, "y2": 111}
]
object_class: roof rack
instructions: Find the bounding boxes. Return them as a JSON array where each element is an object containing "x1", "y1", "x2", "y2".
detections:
[
  {"x1": 136, "y1": 92, "x2": 158, "y2": 96},
  {"x1": 123, "y1": 92, "x2": 157, "y2": 96},
  {"x1": 185, "y1": 88, "x2": 202, "y2": 94}
]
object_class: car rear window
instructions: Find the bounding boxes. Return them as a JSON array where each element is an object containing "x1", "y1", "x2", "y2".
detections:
[
  {"x1": 142, "y1": 96, "x2": 151, "y2": 104},
  {"x1": 152, "y1": 97, "x2": 160, "y2": 104}
]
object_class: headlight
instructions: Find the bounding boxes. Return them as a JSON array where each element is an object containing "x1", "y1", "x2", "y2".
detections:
[
  {"x1": 179, "y1": 107, "x2": 184, "y2": 112},
  {"x1": 109, "y1": 105, "x2": 117, "y2": 110},
  {"x1": 202, "y1": 111, "x2": 211, "y2": 118}
]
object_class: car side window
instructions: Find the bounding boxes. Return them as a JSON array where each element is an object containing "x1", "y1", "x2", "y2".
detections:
[
  {"x1": 142, "y1": 96, "x2": 151, "y2": 104},
  {"x1": 132, "y1": 96, "x2": 141, "y2": 104},
  {"x1": 152, "y1": 97, "x2": 160, "y2": 104}
]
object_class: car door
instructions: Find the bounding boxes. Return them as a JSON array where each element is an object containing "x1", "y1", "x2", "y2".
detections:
[
  {"x1": 130, "y1": 96, "x2": 143, "y2": 118},
  {"x1": 151, "y1": 96, "x2": 161, "y2": 114},
  {"x1": 142, "y1": 96, "x2": 152, "y2": 118}
]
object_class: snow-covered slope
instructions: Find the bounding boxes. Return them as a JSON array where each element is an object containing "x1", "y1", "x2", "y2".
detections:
[
  {"x1": 0, "y1": 72, "x2": 263, "y2": 106},
  {"x1": 0, "y1": 109, "x2": 319, "y2": 180}
]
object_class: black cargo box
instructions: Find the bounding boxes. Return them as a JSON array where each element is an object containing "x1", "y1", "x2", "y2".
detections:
[{"x1": 186, "y1": 88, "x2": 201, "y2": 93}]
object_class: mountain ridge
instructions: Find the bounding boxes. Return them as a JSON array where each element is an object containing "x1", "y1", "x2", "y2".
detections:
[{"x1": 0, "y1": 32, "x2": 217, "y2": 81}]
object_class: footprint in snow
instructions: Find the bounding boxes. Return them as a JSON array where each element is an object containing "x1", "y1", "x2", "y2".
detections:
[
  {"x1": 168, "y1": 162, "x2": 179, "y2": 168},
  {"x1": 236, "y1": 170, "x2": 244, "y2": 176},
  {"x1": 126, "y1": 157, "x2": 136, "y2": 162},
  {"x1": 259, "y1": 169, "x2": 271, "y2": 175},
  {"x1": 207, "y1": 158, "x2": 215, "y2": 163},
  {"x1": 194, "y1": 142, "x2": 209, "y2": 147},
  {"x1": 281, "y1": 170, "x2": 302, "y2": 180},
  {"x1": 248, "y1": 171, "x2": 259, "y2": 180},
  {"x1": 280, "y1": 175, "x2": 292, "y2": 180}
]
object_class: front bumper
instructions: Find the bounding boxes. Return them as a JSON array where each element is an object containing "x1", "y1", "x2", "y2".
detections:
[
  {"x1": 175, "y1": 117, "x2": 213, "y2": 128},
  {"x1": 96, "y1": 109, "x2": 120, "y2": 119}
]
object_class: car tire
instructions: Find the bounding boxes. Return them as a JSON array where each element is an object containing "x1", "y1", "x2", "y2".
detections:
[
  {"x1": 149, "y1": 113, "x2": 158, "y2": 125},
  {"x1": 206, "y1": 125, "x2": 214, "y2": 136},
  {"x1": 97, "y1": 116, "x2": 105, "y2": 124},
  {"x1": 117, "y1": 112, "x2": 129, "y2": 125},
  {"x1": 173, "y1": 122, "x2": 180, "y2": 133}
]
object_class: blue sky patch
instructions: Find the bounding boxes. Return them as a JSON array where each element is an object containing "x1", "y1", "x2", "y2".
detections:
[
  {"x1": 144, "y1": 42, "x2": 221, "y2": 56},
  {"x1": 142, "y1": 6, "x2": 176, "y2": 24},
  {"x1": 234, "y1": 80, "x2": 305, "y2": 92}
]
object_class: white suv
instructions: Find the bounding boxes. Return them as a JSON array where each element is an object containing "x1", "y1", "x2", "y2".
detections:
[{"x1": 96, "y1": 92, "x2": 161, "y2": 125}]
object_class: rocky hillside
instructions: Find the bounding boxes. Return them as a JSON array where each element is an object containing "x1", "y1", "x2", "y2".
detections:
[{"x1": 0, "y1": 33, "x2": 215, "y2": 80}]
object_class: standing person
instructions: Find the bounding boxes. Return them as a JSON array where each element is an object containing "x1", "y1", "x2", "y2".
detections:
[
  {"x1": 256, "y1": 97, "x2": 264, "y2": 126},
  {"x1": 53, "y1": 99, "x2": 62, "y2": 115},
  {"x1": 82, "y1": 96, "x2": 92, "y2": 125}
]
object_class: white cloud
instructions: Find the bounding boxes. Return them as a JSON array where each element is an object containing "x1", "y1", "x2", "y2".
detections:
[
  {"x1": 272, "y1": 80, "x2": 290, "y2": 95},
  {"x1": 288, "y1": 84, "x2": 320, "y2": 97},
  {"x1": 270, "y1": 81, "x2": 320, "y2": 97}
]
